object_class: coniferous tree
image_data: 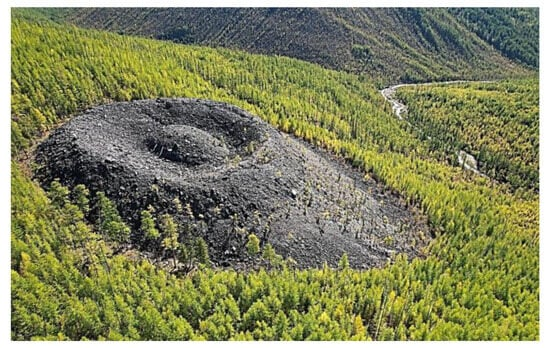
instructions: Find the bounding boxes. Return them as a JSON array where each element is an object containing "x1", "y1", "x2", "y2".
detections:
[
  {"x1": 338, "y1": 253, "x2": 350, "y2": 270},
  {"x1": 95, "y1": 191, "x2": 130, "y2": 244},
  {"x1": 72, "y1": 184, "x2": 90, "y2": 214},
  {"x1": 246, "y1": 234, "x2": 260, "y2": 256},
  {"x1": 160, "y1": 213, "x2": 179, "y2": 270},
  {"x1": 194, "y1": 237, "x2": 210, "y2": 266},
  {"x1": 47, "y1": 179, "x2": 69, "y2": 208},
  {"x1": 140, "y1": 209, "x2": 159, "y2": 241}
]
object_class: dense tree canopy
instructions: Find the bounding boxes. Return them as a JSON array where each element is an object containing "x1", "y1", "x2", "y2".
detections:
[
  {"x1": 450, "y1": 8, "x2": 539, "y2": 68},
  {"x1": 397, "y1": 79, "x2": 539, "y2": 193}
]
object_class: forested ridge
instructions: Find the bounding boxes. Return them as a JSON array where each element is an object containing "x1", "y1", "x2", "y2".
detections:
[
  {"x1": 53, "y1": 7, "x2": 534, "y2": 84},
  {"x1": 11, "y1": 16, "x2": 538, "y2": 340}
]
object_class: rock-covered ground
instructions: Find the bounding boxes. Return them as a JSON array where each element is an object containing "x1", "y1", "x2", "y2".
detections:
[{"x1": 35, "y1": 98, "x2": 430, "y2": 269}]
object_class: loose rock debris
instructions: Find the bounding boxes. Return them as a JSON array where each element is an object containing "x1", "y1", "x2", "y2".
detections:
[{"x1": 35, "y1": 98, "x2": 430, "y2": 269}]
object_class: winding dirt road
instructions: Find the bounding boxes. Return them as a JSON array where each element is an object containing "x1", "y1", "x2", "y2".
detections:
[{"x1": 380, "y1": 81, "x2": 489, "y2": 177}]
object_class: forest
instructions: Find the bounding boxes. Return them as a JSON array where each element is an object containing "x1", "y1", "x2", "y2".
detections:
[
  {"x1": 449, "y1": 8, "x2": 539, "y2": 68},
  {"x1": 10, "y1": 13, "x2": 538, "y2": 340},
  {"x1": 397, "y1": 79, "x2": 539, "y2": 193}
]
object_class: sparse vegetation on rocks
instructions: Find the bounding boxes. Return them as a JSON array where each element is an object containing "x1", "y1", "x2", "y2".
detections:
[{"x1": 35, "y1": 98, "x2": 429, "y2": 269}]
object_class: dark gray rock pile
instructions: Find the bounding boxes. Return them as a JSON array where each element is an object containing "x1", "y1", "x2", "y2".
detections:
[{"x1": 35, "y1": 98, "x2": 429, "y2": 269}]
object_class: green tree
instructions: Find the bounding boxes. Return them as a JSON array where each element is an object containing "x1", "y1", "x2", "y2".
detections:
[
  {"x1": 72, "y1": 184, "x2": 90, "y2": 214},
  {"x1": 160, "y1": 213, "x2": 179, "y2": 270},
  {"x1": 194, "y1": 237, "x2": 210, "y2": 265},
  {"x1": 262, "y1": 243, "x2": 276, "y2": 262},
  {"x1": 140, "y1": 209, "x2": 159, "y2": 241},
  {"x1": 95, "y1": 191, "x2": 130, "y2": 244},
  {"x1": 47, "y1": 179, "x2": 69, "y2": 208},
  {"x1": 338, "y1": 253, "x2": 350, "y2": 270},
  {"x1": 246, "y1": 234, "x2": 260, "y2": 256}
]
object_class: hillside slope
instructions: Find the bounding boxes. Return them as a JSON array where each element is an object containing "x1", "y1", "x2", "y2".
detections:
[
  {"x1": 63, "y1": 7, "x2": 532, "y2": 83},
  {"x1": 450, "y1": 8, "x2": 539, "y2": 68},
  {"x1": 11, "y1": 17, "x2": 538, "y2": 340}
]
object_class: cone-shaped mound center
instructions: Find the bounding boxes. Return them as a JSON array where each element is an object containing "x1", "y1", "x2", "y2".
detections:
[{"x1": 145, "y1": 125, "x2": 230, "y2": 166}]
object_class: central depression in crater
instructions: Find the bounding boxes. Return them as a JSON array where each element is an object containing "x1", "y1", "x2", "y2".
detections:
[{"x1": 36, "y1": 98, "x2": 429, "y2": 269}]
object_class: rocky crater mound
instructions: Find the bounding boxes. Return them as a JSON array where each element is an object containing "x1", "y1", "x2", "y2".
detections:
[{"x1": 35, "y1": 98, "x2": 430, "y2": 269}]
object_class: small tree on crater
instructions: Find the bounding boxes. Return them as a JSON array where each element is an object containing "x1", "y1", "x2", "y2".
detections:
[
  {"x1": 47, "y1": 179, "x2": 70, "y2": 208},
  {"x1": 338, "y1": 253, "x2": 350, "y2": 270},
  {"x1": 246, "y1": 234, "x2": 260, "y2": 256},
  {"x1": 160, "y1": 213, "x2": 179, "y2": 271},
  {"x1": 95, "y1": 191, "x2": 130, "y2": 245},
  {"x1": 194, "y1": 237, "x2": 210, "y2": 265},
  {"x1": 140, "y1": 209, "x2": 160, "y2": 242},
  {"x1": 72, "y1": 184, "x2": 90, "y2": 215}
]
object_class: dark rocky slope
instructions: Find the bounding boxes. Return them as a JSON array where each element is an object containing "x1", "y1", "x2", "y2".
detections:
[
  {"x1": 35, "y1": 99, "x2": 429, "y2": 269},
  {"x1": 62, "y1": 7, "x2": 531, "y2": 83}
]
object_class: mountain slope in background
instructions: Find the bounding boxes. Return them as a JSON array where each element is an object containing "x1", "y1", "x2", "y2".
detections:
[
  {"x1": 62, "y1": 7, "x2": 534, "y2": 84},
  {"x1": 449, "y1": 8, "x2": 539, "y2": 69}
]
